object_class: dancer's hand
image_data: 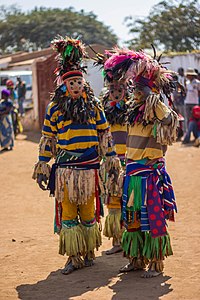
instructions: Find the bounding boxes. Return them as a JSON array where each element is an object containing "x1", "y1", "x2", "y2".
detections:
[{"x1": 37, "y1": 174, "x2": 48, "y2": 190}]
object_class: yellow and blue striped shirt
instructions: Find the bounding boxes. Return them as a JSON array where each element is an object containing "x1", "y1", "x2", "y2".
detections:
[{"x1": 39, "y1": 101, "x2": 109, "y2": 162}]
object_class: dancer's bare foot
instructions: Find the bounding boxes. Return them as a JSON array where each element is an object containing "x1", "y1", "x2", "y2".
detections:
[
  {"x1": 106, "y1": 245, "x2": 122, "y2": 255},
  {"x1": 84, "y1": 256, "x2": 94, "y2": 267},
  {"x1": 141, "y1": 270, "x2": 162, "y2": 278},
  {"x1": 61, "y1": 261, "x2": 76, "y2": 275},
  {"x1": 119, "y1": 263, "x2": 136, "y2": 272}
]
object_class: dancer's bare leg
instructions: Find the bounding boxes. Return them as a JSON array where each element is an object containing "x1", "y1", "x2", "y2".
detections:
[{"x1": 106, "y1": 237, "x2": 122, "y2": 255}]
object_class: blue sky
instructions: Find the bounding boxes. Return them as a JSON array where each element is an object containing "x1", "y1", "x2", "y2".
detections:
[{"x1": 3, "y1": 0, "x2": 160, "y2": 44}]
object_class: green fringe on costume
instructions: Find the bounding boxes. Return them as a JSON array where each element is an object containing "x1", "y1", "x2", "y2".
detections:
[
  {"x1": 80, "y1": 222, "x2": 102, "y2": 260},
  {"x1": 143, "y1": 232, "x2": 173, "y2": 260},
  {"x1": 59, "y1": 224, "x2": 86, "y2": 257},
  {"x1": 103, "y1": 209, "x2": 122, "y2": 239},
  {"x1": 121, "y1": 230, "x2": 144, "y2": 258},
  {"x1": 128, "y1": 176, "x2": 142, "y2": 211}
]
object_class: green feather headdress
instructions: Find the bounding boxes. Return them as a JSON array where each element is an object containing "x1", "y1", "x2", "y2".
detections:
[{"x1": 51, "y1": 35, "x2": 88, "y2": 79}]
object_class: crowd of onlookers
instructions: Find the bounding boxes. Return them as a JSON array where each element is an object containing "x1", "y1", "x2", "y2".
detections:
[
  {"x1": 0, "y1": 77, "x2": 26, "y2": 152},
  {"x1": 173, "y1": 67, "x2": 200, "y2": 147}
]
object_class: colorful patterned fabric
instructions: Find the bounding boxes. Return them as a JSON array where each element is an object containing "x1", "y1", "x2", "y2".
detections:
[
  {"x1": 81, "y1": 217, "x2": 97, "y2": 227},
  {"x1": 122, "y1": 160, "x2": 177, "y2": 238},
  {"x1": 39, "y1": 100, "x2": 109, "y2": 162},
  {"x1": 0, "y1": 99, "x2": 14, "y2": 149}
]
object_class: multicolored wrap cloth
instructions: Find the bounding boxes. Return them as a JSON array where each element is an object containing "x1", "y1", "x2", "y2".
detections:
[{"x1": 122, "y1": 160, "x2": 177, "y2": 238}]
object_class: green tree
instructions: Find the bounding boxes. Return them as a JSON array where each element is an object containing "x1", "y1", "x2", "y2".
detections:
[
  {"x1": 0, "y1": 6, "x2": 118, "y2": 53},
  {"x1": 125, "y1": 0, "x2": 200, "y2": 52}
]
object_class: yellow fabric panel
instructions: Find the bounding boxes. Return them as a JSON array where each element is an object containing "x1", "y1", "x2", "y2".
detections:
[
  {"x1": 115, "y1": 144, "x2": 126, "y2": 155},
  {"x1": 126, "y1": 146, "x2": 163, "y2": 160},
  {"x1": 107, "y1": 196, "x2": 121, "y2": 209},
  {"x1": 79, "y1": 194, "x2": 95, "y2": 221},
  {"x1": 62, "y1": 186, "x2": 78, "y2": 220},
  {"x1": 62, "y1": 185, "x2": 95, "y2": 221}
]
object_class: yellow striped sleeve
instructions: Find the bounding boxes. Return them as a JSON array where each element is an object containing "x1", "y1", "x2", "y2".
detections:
[
  {"x1": 95, "y1": 107, "x2": 109, "y2": 131},
  {"x1": 42, "y1": 102, "x2": 58, "y2": 137},
  {"x1": 39, "y1": 102, "x2": 58, "y2": 162}
]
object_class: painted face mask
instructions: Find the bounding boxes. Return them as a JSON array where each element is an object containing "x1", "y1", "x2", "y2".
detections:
[
  {"x1": 109, "y1": 82, "x2": 126, "y2": 102},
  {"x1": 64, "y1": 76, "x2": 84, "y2": 99},
  {"x1": 133, "y1": 83, "x2": 152, "y2": 102}
]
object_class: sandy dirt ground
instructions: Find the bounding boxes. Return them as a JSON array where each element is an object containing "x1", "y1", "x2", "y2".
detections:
[{"x1": 0, "y1": 131, "x2": 200, "y2": 300}]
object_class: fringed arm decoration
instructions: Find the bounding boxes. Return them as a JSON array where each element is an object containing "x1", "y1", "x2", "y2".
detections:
[
  {"x1": 143, "y1": 95, "x2": 179, "y2": 145},
  {"x1": 155, "y1": 109, "x2": 179, "y2": 145},
  {"x1": 97, "y1": 169, "x2": 106, "y2": 195},
  {"x1": 38, "y1": 135, "x2": 57, "y2": 162},
  {"x1": 32, "y1": 161, "x2": 51, "y2": 180},
  {"x1": 143, "y1": 94, "x2": 160, "y2": 123},
  {"x1": 104, "y1": 155, "x2": 124, "y2": 197},
  {"x1": 97, "y1": 129, "x2": 116, "y2": 157}
]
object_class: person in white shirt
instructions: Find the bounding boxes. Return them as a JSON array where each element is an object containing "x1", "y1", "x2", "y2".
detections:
[{"x1": 184, "y1": 68, "x2": 200, "y2": 129}]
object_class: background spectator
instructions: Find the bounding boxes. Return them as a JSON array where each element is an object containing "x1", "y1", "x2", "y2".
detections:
[
  {"x1": 182, "y1": 105, "x2": 200, "y2": 147},
  {"x1": 15, "y1": 76, "x2": 26, "y2": 116},
  {"x1": 184, "y1": 68, "x2": 200, "y2": 130},
  {"x1": 0, "y1": 89, "x2": 14, "y2": 152}
]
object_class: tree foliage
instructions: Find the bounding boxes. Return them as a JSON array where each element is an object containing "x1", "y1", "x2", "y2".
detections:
[
  {"x1": 125, "y1": 0, "x2": 200, "y2": 52},
  {"x1": 0, "y1": 6, "x2": 118, "y2": 53}
]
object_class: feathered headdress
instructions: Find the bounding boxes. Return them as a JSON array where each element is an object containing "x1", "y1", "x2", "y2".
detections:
[
  {"x1": 102, "y1": 46, "x2": 176, "y2": 100},
  {"x1": 51, "y1": 35, "x2": 88, "y2": 84},
  {"x1": 103, "y1": 47, "x2": 145, "y2": 83},
  {"x1": 92, "y1": 47, "x2": 145, "y2": 84},
  {"x1": 50, "y1": 36, "x2": 101, "y2": 124}
]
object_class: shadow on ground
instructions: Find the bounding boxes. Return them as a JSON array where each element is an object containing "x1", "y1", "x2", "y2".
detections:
[
  {"x1": 16, "y1": 253, "x2": 172, "y2": 300},
  {"x1": 111, "y1": 272, "x2": 172, "y2": 300}
]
